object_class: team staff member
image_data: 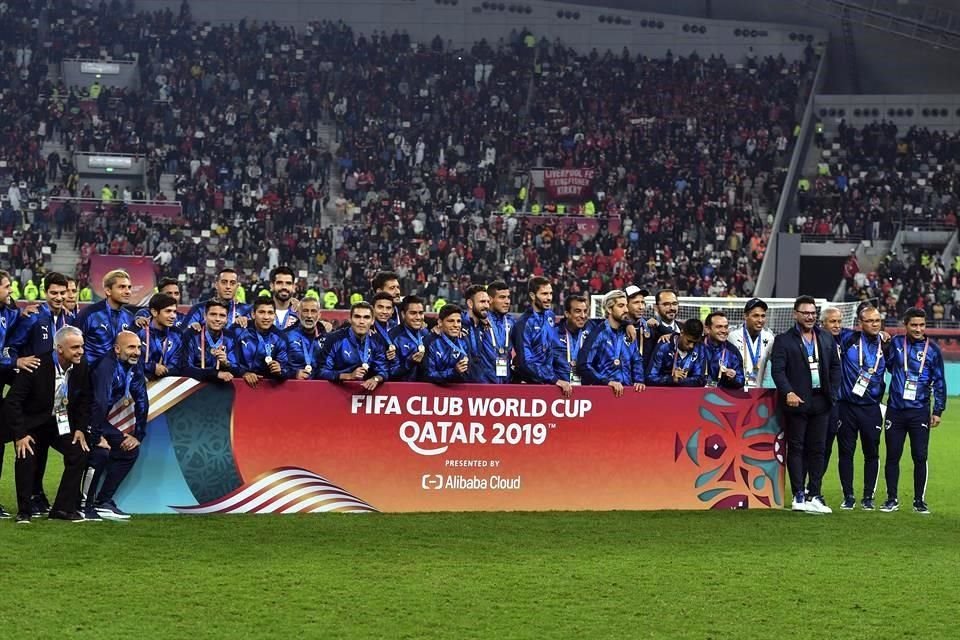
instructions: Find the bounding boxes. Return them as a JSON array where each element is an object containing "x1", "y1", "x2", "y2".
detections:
[
  {"x1": 236, "y1": 299, "x2": 292, "y2": 387},
  {"x1": 648, "y1": 289, "x2": 681, "y2": 340},
  {"x1": 463, "y1": 285, "x2": 505, "y2": 384},
  {"x1": 557, "y1": 294, "x2": 590, "y2": 385},
  {"x1": 135, "y1": 278, "x2": 185, "y2": 330},
  {"x1": 836, "y1": 306, "x2": 888, "y2": 511},
  {"x1": 647, "y1": 319, "x2": 706, "y2": 387},
  {"x1": 370, "y1": 292, "x2": 400, "y2": 377},
  {"x1": 770, "y1": 295, "x2": 842, "y2": 515},
  {"x1": 817, "y1": 307, "x2": 844, "y2": 485},
  {"x1": 270, "y1": 266, "x2": 299, "y2": 330},
  {"x1": 180, "y1": 300, "x2": 243, "y2": 383},
  {"x1": 138, "y1": 293, "x2": 184, "y2": 380},
  {"x1": 577, "y1": 290, "x2": 644, "y2": 396},
  {"x1": 287, "y1": 297, "x2": 327, "y2": 380},
  {"x1": 389, "y1": 295, "x2": 430, "y2": 381},
  {"x1": 317, "y1": 301, "x2": 387, "y2": 391},
  {"x1": 86, "y1": 331, "x2": 148, "y2": 520},
  {"x1": 882, "y1": 308, "x2": 947, "y2": 514},
  {"x1": 486, "y1": 281, "x2": 515, "y2": 380},
  {"x1": 513, "y1": 277, "x2": 572, "y2": 397},
  {"x1": 184, "y1": 267, "x2": 251, "y2": 330},
  {"x1": 702, "y1": 312, "x2": 745, "y2": 389},
  {"x1": 423, "y1": 305, "x2": 470, "y2": 384},
  {"x1": 372, "y1": 271, "x2": 403, "y2": 328},
  {"x1": 728, "y1": 298, "x2": 775, "y2": 388},
  {"x1": 2, "y1": 326, "x2": 90, "y2": 522},
  {"x1": 73, "y1": 269, "x2": 136, "y2": 365}
]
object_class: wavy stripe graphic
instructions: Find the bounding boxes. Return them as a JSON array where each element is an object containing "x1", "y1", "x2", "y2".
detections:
[
  {"x1": 171, "y1": 467, "x2": 378, "y2": 514},
  {"x1": 108, "y1": 376, "x2": 202, "y2": 433}
]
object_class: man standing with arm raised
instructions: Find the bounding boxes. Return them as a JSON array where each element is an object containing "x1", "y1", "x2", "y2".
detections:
[{"x1": 770, "y1": 295, "x2": 842, "y2": 515}]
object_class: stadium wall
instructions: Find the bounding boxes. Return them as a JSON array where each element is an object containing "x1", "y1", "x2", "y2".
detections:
[
  {"x1": 137, "y1": 0, "x2": 825, "y2": 59},
  {"x1": 815, "y1": 95, "x2": 960, "y2": 132}
]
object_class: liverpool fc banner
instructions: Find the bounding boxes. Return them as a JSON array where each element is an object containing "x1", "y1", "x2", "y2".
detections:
[
  {"x1": 542, "y1": 168, "x2": 595, "y2": 199},
  {"x1": 116, "y1": 380, "x2": 786, "y2": 513}
]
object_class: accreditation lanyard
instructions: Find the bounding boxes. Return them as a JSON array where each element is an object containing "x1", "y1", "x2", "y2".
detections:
[
  {"x1": 743, "y1": 327, "x2": 762, "y2": 374},
  {"x1": 801, "y1": 329, "x2": 819, "y2": 363},
  {"x1": 256, "y1": 331, "x2": 274, "y2": 362},
  {"x1": 53, "y1": 357, "x2": 69, "y2": 404},
  {"x1": 117, "y1": 365, "x2": 134, "y2": 404},
  {"x1": 274, "y1": 308, "x2": 290, "y2": 330},
  {"x1": 490, "y1": 315, "x2": 509, "y2": 354},
  {"x1": 145, "y1": 324, "x2": 170, "y2": 365},
  {"x1": 50, "y1": 307, "x2": 66, "y2": 337},
  {"x1": 441, "y1": 334, "x2": 466, "y2": 361},
  {"x1": 566, "y1": 328, "x2": 584, "y2": 366},
  {"x1": 201, "y1": 328, "x2": 225, "y2": 369},
  {"x1": 348, "y1": 331, "x2": 371, "y2": 366},
  {"x1": 858, "y1": 335, "x2": 883, "y2": 375},
  {"x1": 904, "y1": 338, "x2": 930, "y2": 380}
]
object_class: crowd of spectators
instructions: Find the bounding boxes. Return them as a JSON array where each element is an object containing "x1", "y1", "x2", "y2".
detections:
[{"x1": 1, "y1": 0, "x2": 817, "y2": 308}]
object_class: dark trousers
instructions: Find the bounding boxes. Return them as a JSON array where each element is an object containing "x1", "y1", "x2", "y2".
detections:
[
  {"x1": 837, "y1": 401, "x2": 883, "y2": 499},
  {"x1": 1, "y1": 419, "x2": 88, "y2": 514},
  {"x1": 784, "y1": 394, "x2": 831, "y2": 498},
  {"x1": 884, "y1": 409, "x2": 931, "y2": 503},
  {"x1": 807, "y1": 403, "x2": 840, "y2": 495},
  {"x1": 85, "y1": 426, "x2": 139, "y2": 507},
  {"x1": 33, "y1": 444, "x2": 49, "y2": 498}
]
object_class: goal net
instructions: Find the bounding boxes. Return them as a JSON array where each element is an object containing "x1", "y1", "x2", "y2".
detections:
[{"x1": 588, "y1": 296, "x2": 861, "y2": 334}]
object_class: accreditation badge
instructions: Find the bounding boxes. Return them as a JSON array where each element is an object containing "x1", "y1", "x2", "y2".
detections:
[
  {"x1": 852, "y1": 371, "x2": 871, "y2": 397},
  {"x1": 903, "y1": 376, "x2": 919, "y2": 401},
  {"x1": 495, "y1": 357, "x2": 509, "y2": 378}
]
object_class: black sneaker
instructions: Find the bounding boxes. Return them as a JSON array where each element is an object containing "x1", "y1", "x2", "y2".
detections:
[
  {"x1": 880, "y1": 499, "x2": 899, "y2": 513},
  {"x1": 0, "y1": 504, "x2": 11, "y2": 519},
  {"x1": 861, "y1": 497, "x2": 876, "y2": 511},
  {"x1": 15, "y1": 512, "x2": 32, "y2": 524},
  {"x1": 48, "y1": 509, "x2": 85, "y2": 522},
  {"x1": 913, "y1": 500, "x2": 931, "y2": 515},
  {"x1": 82, "y1": 508, "x2": 103, "y2": 522},
  {"x1": 31, "y1": 494, "x2": 51, "y2": 516},
  {"x1": 94, "y1": 501, "x2": 131, "y2": 520},
  {"x1": 840, "y1": 495, "x2": 856, "y2": 510}
]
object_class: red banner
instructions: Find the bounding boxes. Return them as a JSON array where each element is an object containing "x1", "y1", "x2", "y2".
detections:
[
  {"x1": 543, "y1": 168, "x2": 595, "y2": 199},
  {"x1": 228, "y1": 383, "x2": 785, "y2": 511},
  {"x1": 88, "y1": 254, "x2": 157, "y2": 305}
]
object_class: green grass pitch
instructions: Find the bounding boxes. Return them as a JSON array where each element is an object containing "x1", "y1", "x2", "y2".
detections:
[{"x1": 1, "y1": 406, "x2": 958, "y2": 639}]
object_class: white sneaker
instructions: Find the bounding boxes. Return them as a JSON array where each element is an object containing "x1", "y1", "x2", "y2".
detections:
[
  {"x1": 806, "y1": 496, "x2": 833, "y2": 514},
  {"x1": 792, "y1": 496, "x2": 809, "y2": 512}
]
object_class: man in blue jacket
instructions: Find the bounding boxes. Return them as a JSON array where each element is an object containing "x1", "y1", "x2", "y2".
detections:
[
  {"x1": 236, "y1": 299, "x2": 292, "y2": 387},
  {"x1": 134, "y1": 278, "x2": 186, "y2": 331},
  {"x1": 463, "y1": 285, "x2": 506, "y2": 384},
  {"x1": 646, "y1": 318, "x2": 706, "y2": 387},
  {"x1": 577, "y1": 290, "x2": 644, "y2": 396},
  {"x1": 86, "y1": 331, "x2": 148, "y2": 520},
  {"x1": 184, "y1": 267, "x2": 251, "y2": 330},
  {"x1": 836, "y1": 305, "x2": 888, "y2": 510},
  {"x1": 882, "y1": 307, "x2": 947, "y2": 514},
  {"x1": 389, "y1": 295, "x2": 429, "y2": 382},
  {"x1": 73, "y1": 269, "x2": 136, "y2": 365},
  {"x1": 512, "y1": 276, "x2": 572, "y2": 397},
  {"x1": 423, "y1": 304, "x2": 470, "y2": 384},
  {"x1": 370, "y1": 292, "x2": 400, "y2": 378},
  {"x1": 287, "y1": 296, "x2": 327, "y2": 380},
  {"x1": 137, "y1": 293, "x2": 184, "y2": 381},
  {"x1": 555, "y1": 294, "x2": 591, "y2": 386},
  {"x1": 702, "y1": 312, "x2": 745, "y2": 389},
  {"x1": 180, "y1": 300, "x2": 242, "y2": 383},
  {"x1": 317, "y1": 301, "x2": 387, "y2": 391}
]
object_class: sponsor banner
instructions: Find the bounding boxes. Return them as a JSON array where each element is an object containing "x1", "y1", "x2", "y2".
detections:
[
  {"x1": 116, "y1": 380, "x2": 785, "y2": 513},
  {"x1": 542, "y1": 168, "x2": 595, "y2": 199},
  {"x1": 88, "y1": 254, "x2": 157, "y2": 305}
]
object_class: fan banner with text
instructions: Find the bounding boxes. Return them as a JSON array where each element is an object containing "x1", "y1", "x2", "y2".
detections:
[{"x1": 113, "y1": 380, "x2": 786, "y2": 514}]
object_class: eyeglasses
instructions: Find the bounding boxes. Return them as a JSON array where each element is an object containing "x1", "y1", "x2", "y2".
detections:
[{"x1": 796, "y1": 311, "x2": 817, "y2": 317}]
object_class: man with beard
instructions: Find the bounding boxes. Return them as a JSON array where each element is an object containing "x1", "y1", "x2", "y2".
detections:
[
  {"x1": 623, "y1": 286, "x2": 654, "y2": 369},
  {"x1": 389, "y1": 295, "x2": 430, "y2": 382},
  {"x1": 702, "y1": 312, "x2": 745, "y2": 389},
  {"x1": 648, "y1": 288, "x2": 681, "y2": 339},
  {"x1": 185, "y1": 268, "x2": 251, "y2": 330},
  {"x1": 461, "y1": 285, "x2": 495, "y2": 383},
  {"x1": 288, "y1": 297, "x2": 327, "y2": 380},
  {"x1": 270, "y1": 266, "x2": 299, "y2": 330},
  {"x1": 85, "y1": 331, "x2": 149, "y2": 520},
  {"x1": 728, "y1": 298, "x2": 775, "y2": 389},
  {"x1": 317, "y1": 302, "x2": 388, "y2": 391},
  {"x1": 2, "y1": 326, "x2": 90, "y2": 523},
  {"x1": 557, "y1": 294, "x2": 590, "y2": 386},
  {"x1": 74, "y1": 269, "x2": 136, "y2": 365},
  {"x1": 578, "y1": 290, "x2": 644, "y2": 396},
  {"x1": 372, "y1": 271, "x2": 403, "y2": 328},
  {"x1": 137, "y1": 293, "x2": 184, "y2": 380},
  {"x1": 513, "y1": 277, "x2": 572, "y2": 397},
  {"x1": 370, "y1": 292, "x2": 400, "y2": 378},
  {"x1": 236, "y1": 299, "x2": 292, "y2": 387},
  {"x1": 180, "y1": 300, "x2": 243, "y2": 383}
]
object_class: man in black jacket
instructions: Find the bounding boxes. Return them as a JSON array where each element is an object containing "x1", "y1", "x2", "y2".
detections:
[
  {"x1": 1, "y1": 326, "x2": 91, "y2": 523},
  {"x1": 771, "y1": 295, "x2": 842, "y2": 515}
]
